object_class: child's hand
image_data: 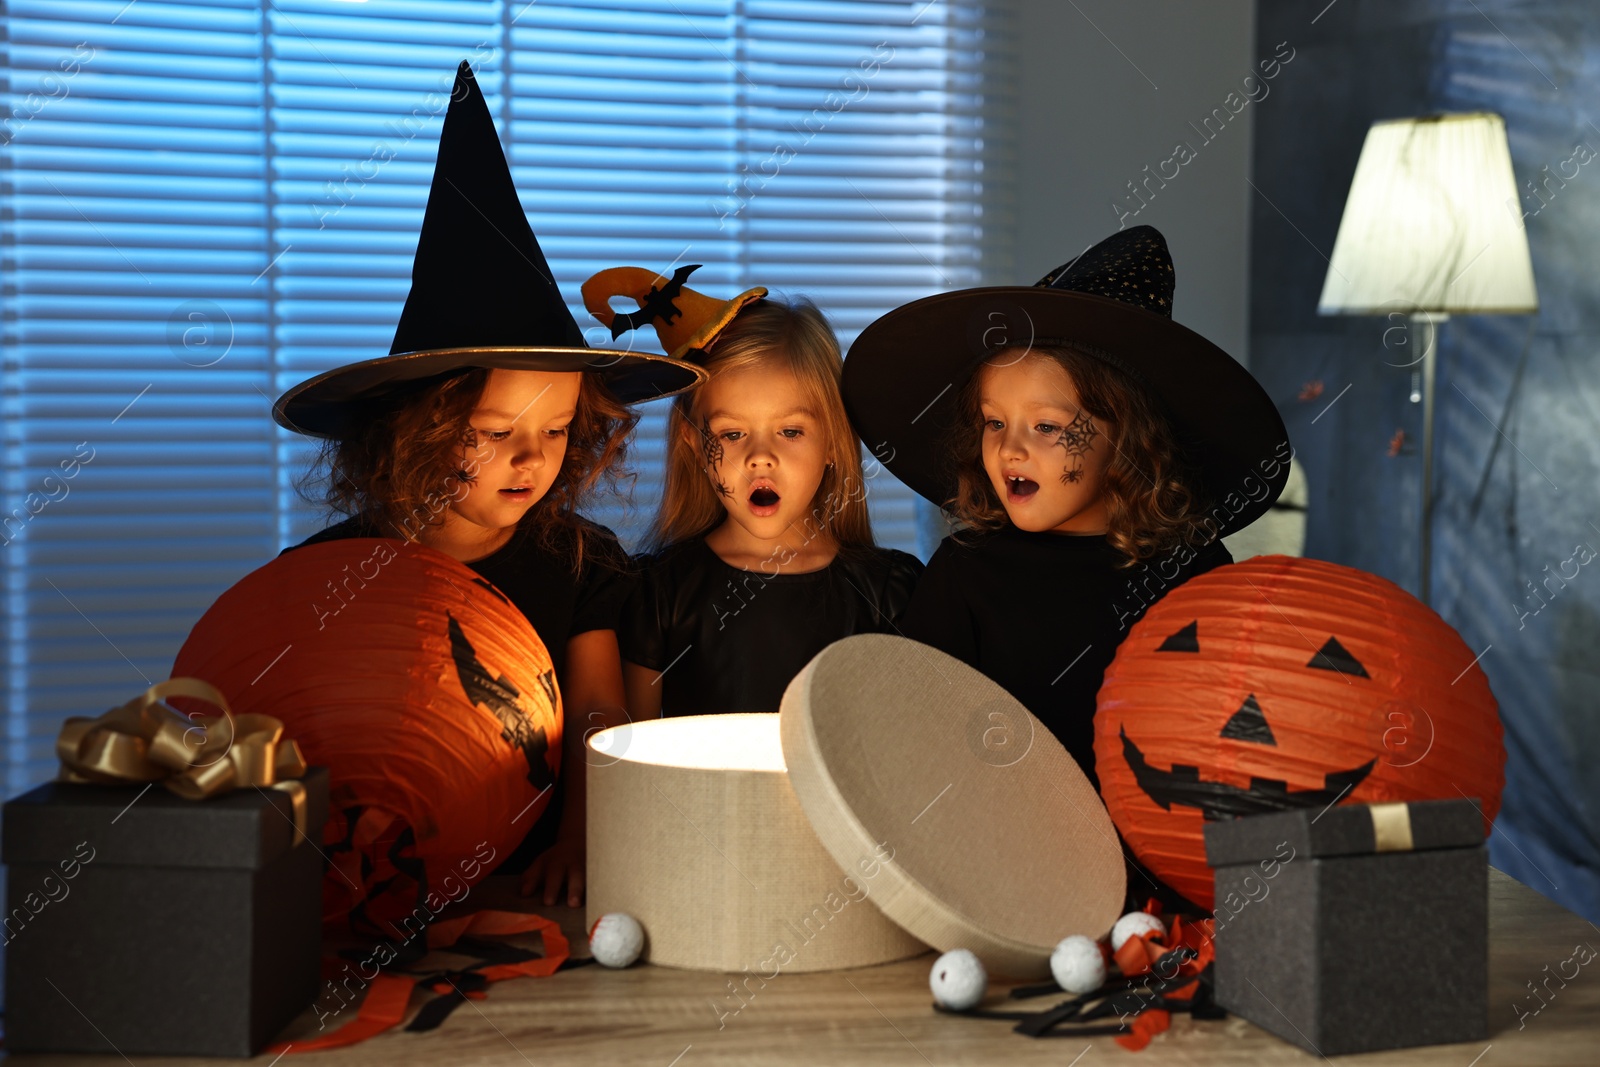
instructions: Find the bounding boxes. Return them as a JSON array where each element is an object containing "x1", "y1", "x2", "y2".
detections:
[{"x1": 519, "y1": 829, "x2": 586, "y2": 907}]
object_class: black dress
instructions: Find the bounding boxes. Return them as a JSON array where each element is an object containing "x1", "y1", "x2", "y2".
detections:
[
  {"x1": 619, "y1": 537, "x2": 925, "y2": 716},
  {"x1": 898, "y1": 524, "x2": 1232, "y2": 789},
  {"x1": 280, "y1": 513, "x2": 635, "y2": 870}
]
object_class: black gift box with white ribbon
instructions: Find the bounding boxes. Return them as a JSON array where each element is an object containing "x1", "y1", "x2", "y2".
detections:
[
  {"x1": 1204, "y1": 798, "x2": 1487, "y2": 1056},
  {"x1": 2, "y1": 766, "x2": 328, "y2": 1056}
]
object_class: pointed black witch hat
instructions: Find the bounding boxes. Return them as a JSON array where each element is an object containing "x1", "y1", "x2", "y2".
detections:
[
  {"x1": 842, "y1": 226, "x2": 1289, "y2": 536},
  {"x1": 273, "y1": 61, "x2": 706, "y2": 439}
]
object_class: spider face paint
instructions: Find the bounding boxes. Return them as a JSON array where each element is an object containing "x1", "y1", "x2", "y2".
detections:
[
  {"x1": 1054, "y1": 408, "x2": 1100, "y2": 485},
  {"x1": 699, "y1": 416, "x2": 732, "y2": 498},
  {"x1": 690, "y1": 363, "x2": 833, "y2": 557}
]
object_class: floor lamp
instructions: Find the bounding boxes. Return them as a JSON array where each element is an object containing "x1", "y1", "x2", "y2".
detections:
[{"x1": 1317, "y1": 112, "x2": 1538, "y2": 606}]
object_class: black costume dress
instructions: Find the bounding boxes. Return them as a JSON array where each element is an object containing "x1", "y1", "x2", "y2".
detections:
[
  {"x1": 898, "y1": 524, "x2": 1231, "y2": 789},
  {"x1": 619, "y1": 537, "x2": 924, "y2": 716},
  {"x1": 280, "y1": 513, "x2": 635, "y2": 870}
]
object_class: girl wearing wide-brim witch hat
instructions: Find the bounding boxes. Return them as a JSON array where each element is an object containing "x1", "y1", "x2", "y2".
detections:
[
  {"x1": 276, "y1": 61, "x2": 705, "y2": 909},
  {"x1": 579, "y1": 264, "x2": 924, "y2": 722},
  {"x1": 842, "y1": 225, "x2": 1291, "y2": 789}
]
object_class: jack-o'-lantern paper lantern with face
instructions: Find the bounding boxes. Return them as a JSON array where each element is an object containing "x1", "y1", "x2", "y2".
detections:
[
  {"x1": 1095, "y1": 554, "x2": 1502, "y2": 910},
  {"x1": 171, "y1": 539, "x2": 560, "y2": 936}
]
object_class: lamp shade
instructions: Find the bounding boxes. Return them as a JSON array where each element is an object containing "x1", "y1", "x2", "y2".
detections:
[{"x1": 1318, "y1": 112, "x2": 1537, "y2": 315}]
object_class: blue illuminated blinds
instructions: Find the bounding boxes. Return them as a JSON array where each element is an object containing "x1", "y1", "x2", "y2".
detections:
[{"x1": 1, "y1": 0, "x2": 1012, "y2": 793}]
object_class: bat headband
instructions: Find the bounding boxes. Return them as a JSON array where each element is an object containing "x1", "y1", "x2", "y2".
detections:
[{"x1": 582, "y1": 264, "x2": 766, "y2": 363}]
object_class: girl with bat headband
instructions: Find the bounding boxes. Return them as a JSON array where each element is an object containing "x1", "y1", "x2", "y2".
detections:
[
  {"x1": 580, "y1": 265, "x2": 923, "y2": 720},
  {"x1": 274, "y1": 63, "x2": 707, "y2": 910}
]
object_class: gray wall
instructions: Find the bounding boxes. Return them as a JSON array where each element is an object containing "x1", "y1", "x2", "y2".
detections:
[
  {"x1": 1012, "y1": 0, "x2": 1259, "y2": 363},
  {"x1": 1252, "y1": 0, "x2": 1599, "y2": 920}
]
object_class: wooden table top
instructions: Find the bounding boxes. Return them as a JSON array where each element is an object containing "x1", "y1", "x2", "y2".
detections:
[{"x1": 8, "y1": 868, "x2": 1594, "y2": 1065}]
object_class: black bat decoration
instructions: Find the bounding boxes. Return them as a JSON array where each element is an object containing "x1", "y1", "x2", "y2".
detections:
[
  {"x1": 608, "y1": 263, "x2": 702, "y2": 339},
  {"x1": 448, "y1": 612, "x2": 555, "y2": 792}
]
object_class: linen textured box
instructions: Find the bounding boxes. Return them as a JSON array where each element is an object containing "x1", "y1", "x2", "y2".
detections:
[
  {"x1": 1204, "y1": 798, "x2": 1487, "y2": 1056},
  {"x1": 587, "y1": 635, "x2": 1126, "y2": 979},
  {"x1": 3, "y1": 766, "x2": 328, "y2": 1056}
]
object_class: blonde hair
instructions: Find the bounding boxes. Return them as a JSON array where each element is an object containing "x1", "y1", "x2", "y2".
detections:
[
  {"x1": 645, "y1": 298, "x2": 875, "y2": 554},
  {"x1": 946, "y1": 345, "x2": 1211, "y2": 567}
]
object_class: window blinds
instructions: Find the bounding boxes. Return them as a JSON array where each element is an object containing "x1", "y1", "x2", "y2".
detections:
[{"x1": 1, "y1": 0, "x2": 1013, "y2": 794}]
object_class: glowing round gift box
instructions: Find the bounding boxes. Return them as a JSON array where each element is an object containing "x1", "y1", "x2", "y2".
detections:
[
  {"x1": 587, "y1": 634, "x2": 1126, "y2": 977},
  {"x1": 585, "y1": 713, "x2": 927, "y2": 973}
]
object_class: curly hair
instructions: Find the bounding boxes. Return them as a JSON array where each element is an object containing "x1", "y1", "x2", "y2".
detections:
[
  {"x1": 297, "y1": 367, "x2": 637, "y2": 570},
  {"x1": 645, "y1": 297, "x2": 876, "y2": 556},
  {"x1": 945, "y1": 345, "x2": 1211, "y2": 567}
]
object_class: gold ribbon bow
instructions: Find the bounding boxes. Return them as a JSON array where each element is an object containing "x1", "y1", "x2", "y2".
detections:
[{"x1": 56, "y1": 678, "x2": 311, "y2": 846}]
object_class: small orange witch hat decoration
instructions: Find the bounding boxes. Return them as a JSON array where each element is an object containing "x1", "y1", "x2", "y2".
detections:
[{"x1": 582, "y1": 264, "x2": 766, "y2": 362}]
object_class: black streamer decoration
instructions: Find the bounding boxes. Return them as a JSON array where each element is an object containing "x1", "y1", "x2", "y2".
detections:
[{"x1": 936, "y1": 949, "x2": 1223, "y2": 1041}]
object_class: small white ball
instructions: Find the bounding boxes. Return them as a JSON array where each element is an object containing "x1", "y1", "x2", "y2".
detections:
[
  {"x1": 589, "y1": 912, "x2": 644, "y2": 968},
  {"x1": 929, "y1": 949, "x2": 987, "y2": 1011},
  {"x1": 1050, "y1": 934, "x2": 1106, "y2": 994},
  {"x1": 1109, "y1": 911, "x2": 1166, "y2": 952}
]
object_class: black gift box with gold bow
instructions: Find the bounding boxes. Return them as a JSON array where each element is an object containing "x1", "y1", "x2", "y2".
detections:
[
  {"x1": 3, "y1": 681, "x2": 330, "y2": 1057},
  {"x1": 1203, "y1": 798, "x2": 1487, "y2": 1056}
]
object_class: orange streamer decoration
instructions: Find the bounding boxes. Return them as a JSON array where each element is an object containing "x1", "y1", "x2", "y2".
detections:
[
  {"x1": 270, "y1": 911, "x2": 570, "y2": 1053},
  {"x1": 1112, "y1": 905, "x2": 1214, "y2": 1052}
]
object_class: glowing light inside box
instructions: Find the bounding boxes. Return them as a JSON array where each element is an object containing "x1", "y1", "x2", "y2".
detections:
[{"x1": 589, "y1": 713, "x2": 787, "y2": 772}]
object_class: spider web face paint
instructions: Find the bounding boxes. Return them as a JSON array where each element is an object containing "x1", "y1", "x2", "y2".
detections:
[
  {"x1": 456, "y1": 427, "x2": 488, "y2": 485},
  {"x1": 699, "y1": 416, "x2": 732, "y2": 498},
  {"x1": 1054, "y1": 408, "x2": 1100, "y2": 485}
]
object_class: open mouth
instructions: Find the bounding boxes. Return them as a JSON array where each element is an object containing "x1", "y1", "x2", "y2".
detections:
[
  {"x1": 1005, "y1": 475, "x2": 1039, "y2": 502},
  {"x1": 748, "y1": 483, "x2": 781, "y2": 516},
  {"x1": 499, "y1": 486, "x2": 534, "y2": 501}
]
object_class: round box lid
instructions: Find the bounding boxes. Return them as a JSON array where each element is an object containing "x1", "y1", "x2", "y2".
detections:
[{"x1": 779, "y1": 633, "x2": 1126, "y2": 977}]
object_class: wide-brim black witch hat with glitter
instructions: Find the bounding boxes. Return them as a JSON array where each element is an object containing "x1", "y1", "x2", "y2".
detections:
[
  {"x1": 273, "y1": 62, "x2": 707, "y2": 440},
  {"x1": 841, "y1": 226, "x2": 1289, "y2": 536}
]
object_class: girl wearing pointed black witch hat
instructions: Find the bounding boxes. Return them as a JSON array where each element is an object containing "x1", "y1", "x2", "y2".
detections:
[
  {"x1": 842, "y1": 226, "x2": 1292, "y2": 792},
  {"x1": 274, "y1": 63, "x2": 707, "y2": 909}
]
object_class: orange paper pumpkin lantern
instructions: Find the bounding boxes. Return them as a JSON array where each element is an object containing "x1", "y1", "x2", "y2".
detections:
[
  {"x1": 1095, "y1": 555, "x2": 1503, "y2": 910},
  {"x1": 171, "y1": 539, "x2": 561, "y2": 935}
]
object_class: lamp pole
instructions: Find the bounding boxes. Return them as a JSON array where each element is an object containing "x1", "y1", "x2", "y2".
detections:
[{"x1": 1414, "y1": 313, "x2": 1446, "y2": 607}]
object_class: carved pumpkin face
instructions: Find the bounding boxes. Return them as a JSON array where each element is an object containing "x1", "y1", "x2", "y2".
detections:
[
  {"x1": 1094, "y1": 555, "x2": 1503, "y2": 910},
  {"x1": 172, "y1": 539, "x2": 561, "y2": 935}
]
